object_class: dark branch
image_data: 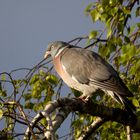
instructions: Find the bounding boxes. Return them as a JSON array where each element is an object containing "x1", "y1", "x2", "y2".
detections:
[
  {"x1": 57, "y1": 98, "x2": 139, "y2": 132},
  {"x1": 24, "y1": 97, "x2": 140, "y2": 139}
]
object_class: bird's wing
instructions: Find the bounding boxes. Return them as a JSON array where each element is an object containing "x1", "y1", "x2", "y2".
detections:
[{"x1": 61, "y1": 47, "x2": 133, "y2": 97}]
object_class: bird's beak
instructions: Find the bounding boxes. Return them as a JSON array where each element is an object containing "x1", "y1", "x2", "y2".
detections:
[{"x1": 44, "y1": 51, "x2": 51, "y2": 59}]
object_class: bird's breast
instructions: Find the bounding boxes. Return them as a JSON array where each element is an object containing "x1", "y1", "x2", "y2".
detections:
[
  {"x1": 53, "y1": 55, "x2": 97, "y2": 96},
  {"x1": 53, "y1": 56, "x2": 75, "y2": 87}
]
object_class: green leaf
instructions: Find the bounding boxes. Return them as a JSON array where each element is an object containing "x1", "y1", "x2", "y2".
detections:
[
  {"x1": 33, "y1": 102, "x2": 44, "y2": 112},
  {"x1": 129, "y1": 60, "x2": 139, "y2": 75},
  {"x1": 118, "y1": 23, "x2": 124, "y2": 33},
  {"x1": 124, "y1": 36, "x2": 130, "y2": 43},
  {"x1": 116, "y1": 37, "x2": 122, "y2": 46},
  {"x1": 99, "y1": 44, "x2": 110, "y2": 58},
  {"x1": 23, "y1": 93, "x2": 32, "y2": 101},
  {"x1": 40, "y1": 118, "x2": 48, "y2": 126},
  {"x1": 132, "y1": 99, "x2": 139, "y2": 107},
  {"x1": 1, "y1": 73, "x2": 6, "y2": 81},
  {"x1": 0, "y1": 109, "x2": 3, "y2": 119},
  {"x1": 90, "y1": 9, "x2": 100, "y2": 22},
  {"x1": 129, "y1": 25, "x2": 136, "y2": 35},
  {"x1": 109, "y1": 0, "x2": 117, "y2": 5},
  {"x1": 128, "y1": 84, "x2": 138, "y2": 93},
  {"x1": 24, "y1": 102, "x2": 34, "y2": 109},
  {"x1": 102, "y1": 0, "x2": 109, "y2": 8},
  {"x1": 32, "y1": 90, "x2": 41, "y2": 99},
  {"x1": 30, "y1": 75, "x2": 39, "y2": 85},
  {"x1": 137, "y1": 22, "x2": 140, "y2": 28},
  {"x1": 39, "y1": 69, "x2": 45, "y2": 76},
  {"x1": 46, "y1": 74, "x2": 58, "y2": 85},
  {"x1": 100, "y1": 13, "x2": 108, "y2": 22},
  {"x1": 0, "y1": 102, "x2": 3, "y2": 107},
  {"x1": 107, "y1": 27, "x2": 112, "y2": 38},
  {"x1": 89, "y1": 30, "x2": 98, "y2": 39},
  {"x1": 71, "y1": 88, "x2": 81, "y2": 97},
  {"x1": 119, "y1": 54, "x2": 127, "y2": 65},
  {"x1": 0, "y1": 90, "x2": 7, "y2": 97},
  {"x1": 122, "y1": 44, "x2": 130, "y2": 54},
  {"x1": 85, "y1": 3, "x2": 95, "y2": 13},
  {"x1": 122, "y1": 7, "x2": 130, "y2": 15},
  {"x1": 136, "y1": 7, "x2": 140, "y2": 17},
  {"x1": 110, "y1": 7, "x2": 118, "y2": 16},
  {"x1": 129, "y1": 45, "x2": 136, "y2": 57}
]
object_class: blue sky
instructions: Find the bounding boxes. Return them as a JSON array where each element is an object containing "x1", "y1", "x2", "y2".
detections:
[{"x1": 0, "y1": 0, "x2": 95, "y2": 72}]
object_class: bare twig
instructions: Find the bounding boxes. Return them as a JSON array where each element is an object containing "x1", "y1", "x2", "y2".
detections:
[
  {"x1": 85, "y1": 38, "x2": 107, "y2": 49},
  {"x1": 68, "y1": 36, "x2": 88, "y2": 44}
]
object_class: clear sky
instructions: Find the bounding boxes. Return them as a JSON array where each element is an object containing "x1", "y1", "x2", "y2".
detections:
[{"x1": 0, "y1": 0, "x2": 96, "y2": 72}]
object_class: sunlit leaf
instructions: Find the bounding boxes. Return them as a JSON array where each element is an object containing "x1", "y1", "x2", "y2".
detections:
[
  {"x1": 46, "y1": 74, "x2": 58, "y2": 85},
  {"x1": 89, "y1": 30, "x2": 98, "y2": 39},
  {"x1": 90, "y1": 9, "x2": 100, "y2": 22},
  {"x1": 107, "y1": 27, "x2": 112, "y2": 38},
  {"x1": 110, "y1": 7, "x2": 118, "y2": 15},
  {"x1": 0, "y1": 109, "x2": 3, "y2": 119},
  {"x1": 30, "y1": 75, "x2": 39, "y2": 85},
  {"x1": 33, "y1": 102, "x2": 44, "y2": 112},
  {"x1": 132, "y1": 99, "x2": 139, "y2": 107},
  {"x1": 109, "y1": 0, "x2": 117, "y2": 5},
  {"x1": 1, "y1": 73, "x2": 6, "y2": 81},
  {"x1": 122, "y1": 7, "x2": 130, "y2": 15},
  {"x1": 40, "y1": 118, "x2": 48, "y2": 126}
]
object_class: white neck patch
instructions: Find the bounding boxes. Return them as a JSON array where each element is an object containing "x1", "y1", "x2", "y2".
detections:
[{"x1": 55, "y1": 47, "x2": 67, "y2": 58}]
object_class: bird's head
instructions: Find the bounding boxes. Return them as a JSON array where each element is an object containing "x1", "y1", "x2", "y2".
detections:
[{"x1": 44, "y1": 41, "x2": 69, "y2": 59}]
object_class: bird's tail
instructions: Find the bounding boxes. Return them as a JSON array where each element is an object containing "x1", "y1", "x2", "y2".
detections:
[
  {"x1": 107, "y1": 91, "x2": 136, "y2": 117},
  {"x1": 114, "y1": 92, "x2": 136, "y2": 118},
  {"x1": 121, "y1": 97, "x2": 136, "y2": 118}
]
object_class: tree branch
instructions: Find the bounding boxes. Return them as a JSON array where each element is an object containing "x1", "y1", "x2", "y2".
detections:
[
  {"x1": 24, "y1": 97, "x2": 140, "y2": 139},
  {"x1": 57, "y1": 98, "x2": 139, "y2": 132}
]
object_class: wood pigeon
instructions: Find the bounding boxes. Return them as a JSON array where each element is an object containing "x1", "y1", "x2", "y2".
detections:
[{"x1": 44, "y1": 41, "x2": 136, "y2": 116}]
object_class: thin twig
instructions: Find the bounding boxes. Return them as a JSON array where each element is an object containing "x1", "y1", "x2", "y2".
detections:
[
  {"x1": 85, "y1": 38, "x2": 107, "y2": 49},
  {"x1": 68, "y1": 36, "x2": 88, "y2": 44}
]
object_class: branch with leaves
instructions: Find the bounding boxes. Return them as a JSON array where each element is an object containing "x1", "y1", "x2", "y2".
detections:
[{"x1": 24, "y1": 97, "x2": 140, "y2": 140}]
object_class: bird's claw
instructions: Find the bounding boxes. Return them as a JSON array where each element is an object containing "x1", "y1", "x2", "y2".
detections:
[{"x1": 77, "y1": 95, "x2": 90, "y2": 103}]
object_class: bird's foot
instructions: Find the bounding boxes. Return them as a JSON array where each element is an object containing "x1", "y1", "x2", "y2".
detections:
[{"x1": 78, "y1": 95, "x2": 90, "y2": 103}]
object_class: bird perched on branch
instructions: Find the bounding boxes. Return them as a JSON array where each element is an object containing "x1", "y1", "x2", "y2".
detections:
[{"x1": 44, "y1": 41, "x2": 136, "y2": 117}]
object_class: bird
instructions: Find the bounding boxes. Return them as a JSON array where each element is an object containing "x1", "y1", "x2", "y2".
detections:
[{"x1": 44, "y1": 41, "x2": 136, "y2": 116}]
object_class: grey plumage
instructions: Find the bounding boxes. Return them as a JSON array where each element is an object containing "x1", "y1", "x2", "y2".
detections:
[
  {"x1": 44, "y1": 41, "x2": 136, "y2": 116},
  {"x1": 61, "y1": 47, "x2": 132, "y2": 96}
]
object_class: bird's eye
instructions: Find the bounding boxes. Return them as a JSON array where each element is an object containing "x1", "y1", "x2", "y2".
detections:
[{"x1": 51, "y1": 45, "x2": 54, "y2": 49}]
